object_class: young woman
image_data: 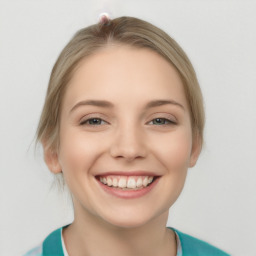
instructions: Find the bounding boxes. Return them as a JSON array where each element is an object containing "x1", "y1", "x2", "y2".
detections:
[{"x1": 25, "y1": 15, "x2": 229, "y2": 256}]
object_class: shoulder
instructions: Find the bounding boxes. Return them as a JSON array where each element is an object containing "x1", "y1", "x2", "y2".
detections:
[
  {"x1": 169, "y1": 227, "x2": 230, "y2": 256},
  {"x1": 24, "y1": 227, "x2": 64, "y2": 256}
]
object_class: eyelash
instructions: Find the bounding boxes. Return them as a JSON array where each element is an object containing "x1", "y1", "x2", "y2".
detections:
[
  {"x1": 80, "y1": 118, "x2": 107, "y2": 126},
  {"x1": 80, "y1": 117, "x2": 176, "y2": 126},
  {"x1": 148, "y1": 118, "x2": 176, "y2": 125}
]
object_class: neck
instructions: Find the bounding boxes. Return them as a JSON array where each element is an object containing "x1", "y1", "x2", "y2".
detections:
[{"x1": 63, "y1": 207, "x2": 176, "y2": 256}]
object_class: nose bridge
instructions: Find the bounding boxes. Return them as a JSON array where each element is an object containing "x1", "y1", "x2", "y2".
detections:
[{"x1": 110, "y1": 119, "x2": 147, "y2": 161}]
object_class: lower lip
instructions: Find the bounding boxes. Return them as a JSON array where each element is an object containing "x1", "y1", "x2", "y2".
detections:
[{"x1": 96, "y1": 177, "x2": 160, "y2": 199}]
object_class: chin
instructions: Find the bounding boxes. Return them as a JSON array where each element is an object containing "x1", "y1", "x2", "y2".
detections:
[
  {"x1": 104, "y1": 215, "x2": 153, "y2": 229},
  {"x1": 98, "y1": 206, "x2": 168, "y2": 230}
]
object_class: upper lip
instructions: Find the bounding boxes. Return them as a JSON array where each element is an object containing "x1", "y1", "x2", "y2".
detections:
[{"x1": 95, "y1": 170, "x2": 161, "y2": 177}]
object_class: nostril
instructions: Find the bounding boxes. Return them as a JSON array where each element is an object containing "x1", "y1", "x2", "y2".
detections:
[
  {"x1": 110, "y1": 147, "x2": 147, "y2": 161},
  {"x1": 109, "y1": 132, "x2": 148, "y2": 160}
]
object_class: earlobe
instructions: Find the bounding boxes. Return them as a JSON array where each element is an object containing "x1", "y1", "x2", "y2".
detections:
[
  {"x1": 189, "y1": 133, "x2": 202, "y2": 168},
  {"x1": 42, "y1": 142, "x2": 62, "y2": 174}
]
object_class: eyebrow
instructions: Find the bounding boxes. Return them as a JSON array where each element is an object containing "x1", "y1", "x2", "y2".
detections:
[
  {"x1": 145, "y1": 100, "x2": 184, "y2": 110},
  {"x1": 70, "y1": 100, "x2": 114, "y2": 113},
  {"x1": 69, "y1": 99, "x2": 184, "y2": 114}
]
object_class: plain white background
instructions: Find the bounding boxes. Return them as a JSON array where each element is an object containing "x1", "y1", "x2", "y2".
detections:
[{"x1": 0, "y1": 1, "x2": 255, "y2": 255}]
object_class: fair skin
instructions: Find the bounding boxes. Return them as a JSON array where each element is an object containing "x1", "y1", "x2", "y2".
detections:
[{"x1": 44, "y1": 44, "x2": 201, "y2": 256}]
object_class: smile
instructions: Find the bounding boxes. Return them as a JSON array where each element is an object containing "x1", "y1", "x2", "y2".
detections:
[
  {"x1": 99, "y1": 175, "x2": 154, "y2": 190},
  {"x1": 96, "y1": 173, "x2": 160, "y2": 199}
]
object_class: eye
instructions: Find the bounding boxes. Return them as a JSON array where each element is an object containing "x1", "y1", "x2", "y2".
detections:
[
  {"x1": 80, "y1": 118, "x2": 107, "y2": 126},
  {"x1": 149, "y1": 118, "x2": 176, "y2": 125}
]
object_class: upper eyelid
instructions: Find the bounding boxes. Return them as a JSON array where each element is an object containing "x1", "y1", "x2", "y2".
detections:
[
  {"x1": 80, "y1": 117, "x2": 108, "y2": 125},
  {"x1": 80, "y1": 113, "x2": 107, "y2": 121},
  {"x1": 147, "y1": 112, "x2": 177, "y2": 122},
  {"x1": 147, "y1": 117, "x2": 177, "y2": 125}
]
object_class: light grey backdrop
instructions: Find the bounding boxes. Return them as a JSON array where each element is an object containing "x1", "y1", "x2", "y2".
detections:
[{"x1": 0, "y1": 1, "x2": 255, "y2": 255}]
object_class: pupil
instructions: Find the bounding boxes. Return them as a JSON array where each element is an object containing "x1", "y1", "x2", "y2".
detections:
[
  {"x1": 90, "y1": 119, "x2": 101, "y2": 125},
  {"x1": 155, "y1": 118, "x2": 164, "y2": 124}
]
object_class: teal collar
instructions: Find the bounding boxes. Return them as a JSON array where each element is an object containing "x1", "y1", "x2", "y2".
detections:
[
  {"x1": 42, "y1": 227, "x2": 64, "y2": 255},
  {"x1": 42, "y1": 225, "x2": 229, "y2": 256}
]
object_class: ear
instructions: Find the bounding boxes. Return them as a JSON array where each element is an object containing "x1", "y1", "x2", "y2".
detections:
[
  {"x1": 42, "y1": 141, "x2": 62, "y2": 174},
  {"x1": 189, "y1": 132, "x2": 202, "y2": 168}
]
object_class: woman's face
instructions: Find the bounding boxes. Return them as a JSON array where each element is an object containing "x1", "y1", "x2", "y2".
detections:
[{"x1": 45, "y1": 45, "x2": 200, "y2": 228}]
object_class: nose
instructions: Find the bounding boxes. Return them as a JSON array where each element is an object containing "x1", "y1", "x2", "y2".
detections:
[{"x1": 110, "y1": 124, "x2": 147, "y2": 162}]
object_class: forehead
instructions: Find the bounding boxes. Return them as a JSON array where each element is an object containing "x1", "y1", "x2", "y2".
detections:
[{"x1": 63, "y1": 45, "x2": 188, "y2": 111}]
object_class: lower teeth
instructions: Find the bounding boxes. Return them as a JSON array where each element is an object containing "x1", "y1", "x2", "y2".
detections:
[
  {"x1": 103, "y1": 182, "x2": 153, "y2": 190},
  {"x1": 117, "y1": 186, "x2": 146, "y2": 190}
]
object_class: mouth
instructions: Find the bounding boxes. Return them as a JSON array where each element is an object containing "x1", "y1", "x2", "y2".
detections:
[{"x1": 95, "y1": 174, "x2": 160, "y2": 199}]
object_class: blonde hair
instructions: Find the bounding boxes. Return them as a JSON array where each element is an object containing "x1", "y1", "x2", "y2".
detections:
[{"x1": 37, "y1": 16, "x2": 205, "y2": 153}]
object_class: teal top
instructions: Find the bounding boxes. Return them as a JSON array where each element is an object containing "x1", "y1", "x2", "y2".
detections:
[{"x1": 24, "y1": 226, "x2": 230, "y2": 256}]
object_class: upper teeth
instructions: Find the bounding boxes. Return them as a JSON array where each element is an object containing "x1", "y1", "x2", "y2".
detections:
[{"x1": 99, "y1": 176, "x2": 154, "y2": 189}]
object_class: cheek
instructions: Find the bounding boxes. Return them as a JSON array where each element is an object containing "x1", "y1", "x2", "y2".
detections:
[
  {"x1": 153, "y1": 129, "x2": 193, "y2": 171},
  {"x1": 144, "y1": 131, "x2": 192, "y2": 213},
  {"x1": 58, "y1": 129, "x2": 104, "y2": 177}
]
